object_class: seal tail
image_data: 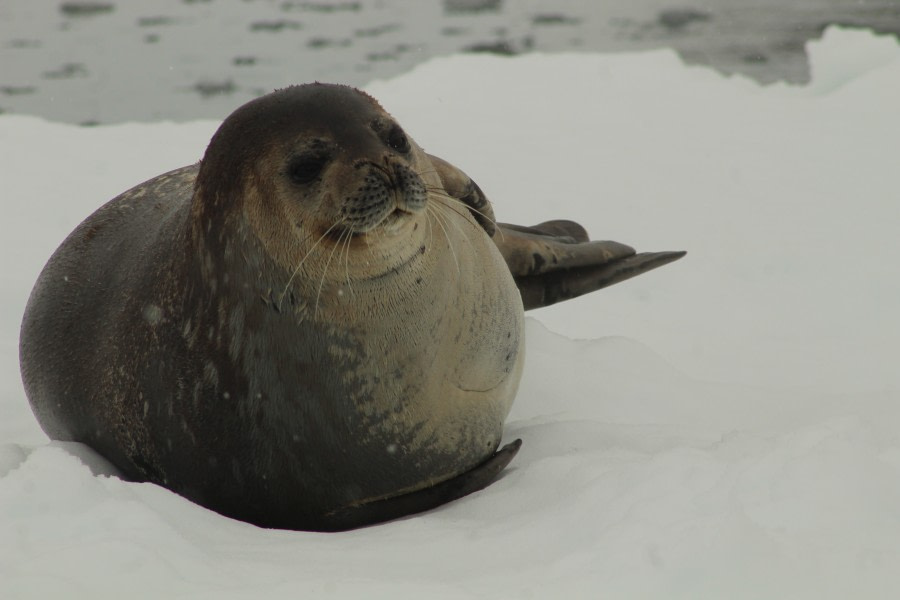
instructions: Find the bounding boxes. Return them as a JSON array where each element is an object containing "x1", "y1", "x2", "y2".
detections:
[{"x1": 319, "y1": 439, "x2": 522, "y2": 532}]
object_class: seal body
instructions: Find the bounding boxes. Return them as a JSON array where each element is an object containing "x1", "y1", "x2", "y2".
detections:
[
  {"x1": 20, "y1": 84, "x2": 524, "y2": 530},
  {"x1": 21, "y1": 83, "x2": 686, "y2": 530}
]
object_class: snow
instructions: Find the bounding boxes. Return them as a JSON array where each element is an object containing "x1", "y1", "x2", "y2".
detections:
[{"x1": 2, "y1": 26, "x2": 899, "y2": 599}]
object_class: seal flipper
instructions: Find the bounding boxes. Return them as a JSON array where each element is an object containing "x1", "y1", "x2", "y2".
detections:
[
  {"x1": 320, "y1": 439, "x2": 522, "y2": 532},
  {"x1": 515, "y1": 250, "x2": 686, "y2": 310},
  {"x1": 424, "y1": 154, "x2": 685, "y2": 308},
  {"x1": 491, "y1": 222, "x2": 685, "y2": 309},
  {"x1": 495, "y1": 223, "x2": 640, "y2": 277},
  {"x1": 498, "y1": 219, "x2": 590, "y2": 244},
  {"x1": 428, "y1": 153, "x2": 497, "y2": 236}
]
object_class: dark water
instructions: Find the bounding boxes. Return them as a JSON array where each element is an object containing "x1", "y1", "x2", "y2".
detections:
[{"x1": 1, "y1": 0, "x2": 899, "y2": 125}]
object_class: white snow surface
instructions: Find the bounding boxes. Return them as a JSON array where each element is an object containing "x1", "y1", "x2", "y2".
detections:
[{"x1": 2, "y1": 27, "x2": 900, "y2": 599}]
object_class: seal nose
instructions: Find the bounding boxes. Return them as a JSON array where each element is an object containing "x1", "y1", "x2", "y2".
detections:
[
  {"x1": 357, "y1": 159, "x2": 427, "y2": 213},
  {"x1": 341, "y1": 159, "x2": 428, "y2": 232},
  {"x1": 391, "y1": 162, "x2": 427, "y2": 212}
]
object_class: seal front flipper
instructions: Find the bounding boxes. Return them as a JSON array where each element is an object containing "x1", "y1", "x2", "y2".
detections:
[
  {"x1": 427, "y1": 153, "x2": 496, "y2": 236},
  {"x1": 320, "y1": 439, "x2": 522, "y2": 532}
]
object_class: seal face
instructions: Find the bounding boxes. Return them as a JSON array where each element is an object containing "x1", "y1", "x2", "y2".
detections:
[{"x1": 20, "y1": 83, "x2": 684, "y2": 530}]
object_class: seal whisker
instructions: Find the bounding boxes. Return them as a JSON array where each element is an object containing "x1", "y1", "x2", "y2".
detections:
[
  {"x1": 340, "y1": 227, "x2": 355, "y2": 298},
  {"x1": 314, "y1": 223, "x2": 346, "y2": 319},
  {"x1": 418, "y1": 160, "x2": 499, "y2": 239},
  {"x1": 360, "y1": 220, "x2": 383, "y2": 271},
  {"x1": 426, "y1": 202, "x2": 436, "y2": 251},
  {"x1": 426, "y1": 204, "x2": 460, "y2": 276},
  {"x1": 435, "y1": 203, "x2": 472, "y2": 256},
  {"x1": 415, "y1": 167, "x2": 440, "y2": 178},
  {"x1": 433, "y1": 199, "x2": 476, "y2": 257},
  {"x1": 427, "y1": 186, "x2": 504, "y2": 243},
  {"x1": 431, "y1": 193, "x2": 479, "y2": 227},
  {"x1": 279, "y1": 219, "x2": 345, "y2": 309}
]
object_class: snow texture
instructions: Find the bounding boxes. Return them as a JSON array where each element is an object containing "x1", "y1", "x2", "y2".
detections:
[{"x1": 2, "y1": 27, "x2": 899, "y2": 599}]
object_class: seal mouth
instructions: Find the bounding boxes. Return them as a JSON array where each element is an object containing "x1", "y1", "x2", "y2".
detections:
[
  {"x1": 377, "y1": 207, "x2": 416, "y2": 232},
  {"x1": 339, "y1": 204, "x2": 419, "y2": 237},
  {"x1": 340, "y1": 162, "x2": 428, "y2": 235}
]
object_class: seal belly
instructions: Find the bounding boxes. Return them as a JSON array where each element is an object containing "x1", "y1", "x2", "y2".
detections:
[{"x1": 335, "y1": 216, "x2": 525, "y2": 501}]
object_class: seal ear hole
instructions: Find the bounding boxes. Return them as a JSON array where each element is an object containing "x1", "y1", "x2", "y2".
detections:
[
  {"x1": 287, "y1": 153, "x2": 330, "y2": 185},
  {"x1": 386, "y1": 125, "x2": 410, "y2": 154}
]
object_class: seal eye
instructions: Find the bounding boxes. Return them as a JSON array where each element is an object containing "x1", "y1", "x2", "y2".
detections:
[
  {"x1": 387, "y1": 125, "x2": 410, "y2": 154},
  {"x1": 287, "y1": 154, "x2": 329, "y2": 184}
]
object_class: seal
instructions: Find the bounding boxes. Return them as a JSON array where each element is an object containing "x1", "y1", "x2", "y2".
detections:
[{"x1": 19, "y1": 83, "x2": 684, "y2": 531}]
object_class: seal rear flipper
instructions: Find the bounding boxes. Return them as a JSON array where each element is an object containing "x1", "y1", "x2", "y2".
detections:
[
  {"x1": 495, "y1": 223, "x2": 646, "y2": 278},
  {"x1": 498, "y1": 220, "x2": 590, "y2": 243},
  {"x1": 319, "y1": 439, "x2": 522, "y2": 532},
  {"x1": 516, "y1": 251, "x2": 687, "y2": 310}
]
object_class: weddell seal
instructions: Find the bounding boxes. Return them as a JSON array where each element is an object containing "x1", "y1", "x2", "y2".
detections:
[{"x1": 19, "y1": 83, "x2": 684, "y2": 531}]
